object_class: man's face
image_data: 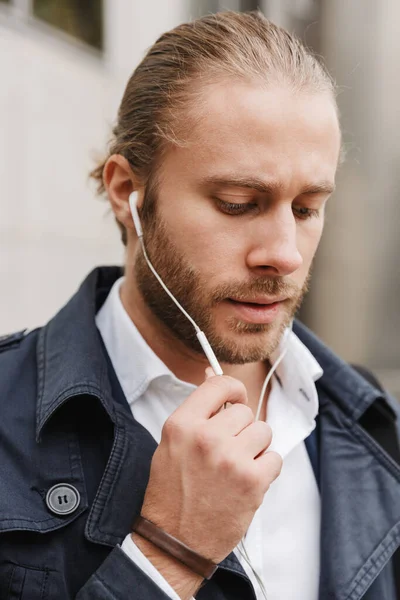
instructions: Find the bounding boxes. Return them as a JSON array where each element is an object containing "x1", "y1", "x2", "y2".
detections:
[{"x1": 134, "y1": 82, "x2": 341, "y2": 364}]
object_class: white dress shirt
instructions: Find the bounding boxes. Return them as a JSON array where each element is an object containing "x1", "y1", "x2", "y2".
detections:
[{"x1": 95, "y1": 277, "x2": 323, "y2": 600}]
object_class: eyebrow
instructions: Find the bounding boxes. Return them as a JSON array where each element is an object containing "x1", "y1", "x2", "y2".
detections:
[{"x1": 199, "y1": 175, "x2": 336, "y2": 196}]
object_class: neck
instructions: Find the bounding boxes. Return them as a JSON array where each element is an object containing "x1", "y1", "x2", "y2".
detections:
[{"x1": 119, "y1": 274, "x2": 271, "y2": 418}]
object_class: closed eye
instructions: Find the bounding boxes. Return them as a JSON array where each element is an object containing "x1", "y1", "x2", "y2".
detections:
[
  {"x1": 216, "y1": 198, "x2": 321, "y2": 220},
  {"x1": 215, "y1": 199, "x2": 257, "y2": 215},
  {"x1": 293, "y1": 206, "x2": 321, "y2": 220}
]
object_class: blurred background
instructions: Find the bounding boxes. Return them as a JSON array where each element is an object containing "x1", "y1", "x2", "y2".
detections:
[{"x1": 1, "y1": 0, "x2": 399, "y2": 396}]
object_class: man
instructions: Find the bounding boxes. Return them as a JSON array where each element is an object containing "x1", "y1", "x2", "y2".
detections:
[{"x1": 1, "y1": 10, "x2": 399, "y2": 600}]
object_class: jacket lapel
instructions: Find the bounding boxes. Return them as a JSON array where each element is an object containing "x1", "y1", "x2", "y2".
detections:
[{"x1": 84, "y1": 343, "x2": 158, "y2": 546}]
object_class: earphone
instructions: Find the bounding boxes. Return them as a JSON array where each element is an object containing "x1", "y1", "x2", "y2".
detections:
[{"x1": 129, "y1": 191, "x2": 223, "y2": 375}]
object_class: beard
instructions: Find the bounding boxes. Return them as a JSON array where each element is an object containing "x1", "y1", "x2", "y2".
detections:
[{"x1": 134, "y1": 202, "x2": 311, "y2": 365}]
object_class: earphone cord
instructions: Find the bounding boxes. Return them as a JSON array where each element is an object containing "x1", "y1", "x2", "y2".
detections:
[
  {"x1": 140, "y1": 239, "x2": 200, "y2": 332},
  {"x1": 235, "y1": 328, "x2": 292, "y2": 600},
  {"x1": 237, "y1": 539, "x2": 269, "y2": 600},
  {"x1": 255, "y1": 340, "x2": 289, "y2": 421},
  {"x1": 139, "y1": 238, "x2": 224, "y2": 376},
  {"x1": 138, "y1": 230, "x2": 294, "y2": 599}
]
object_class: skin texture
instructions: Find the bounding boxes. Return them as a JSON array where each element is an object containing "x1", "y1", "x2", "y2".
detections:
[{"x1": 103, "y1": 81, "x2": 341, "y2": 598}]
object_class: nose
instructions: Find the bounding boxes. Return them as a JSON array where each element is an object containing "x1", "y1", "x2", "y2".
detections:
[{"x1": 245, "y1": 207, "x2": 303, "y2": 276}]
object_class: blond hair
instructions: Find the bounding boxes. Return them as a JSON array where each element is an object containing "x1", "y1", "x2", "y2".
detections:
[{"x1": 91, "y1": 10, "x2": 337, "y2": 244}]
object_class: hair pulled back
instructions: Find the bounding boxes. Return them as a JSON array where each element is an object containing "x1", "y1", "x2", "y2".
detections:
[{"x1": 90, "y1": 10, "x2": 336, "y2": 244}]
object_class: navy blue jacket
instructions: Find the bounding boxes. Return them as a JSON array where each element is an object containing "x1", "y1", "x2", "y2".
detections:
[{"x1": 1, "y1": 266, "x2": 400, "y2": 599}]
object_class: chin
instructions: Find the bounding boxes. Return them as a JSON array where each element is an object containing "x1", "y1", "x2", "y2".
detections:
[{"x1": 209, "y1": 322, "x2": 285, "y2": 365}]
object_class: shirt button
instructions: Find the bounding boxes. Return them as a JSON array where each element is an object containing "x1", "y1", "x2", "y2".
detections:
[{"x1": 46, "y1": 484, "x2": 80, "y2": 515}]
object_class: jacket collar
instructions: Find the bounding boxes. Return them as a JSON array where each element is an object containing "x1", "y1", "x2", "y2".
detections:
[
  {"x1": 36, "y1": 266, "x2": 124, "y2": 441},
  {"x1": 293, "y1": 321, "x2": 389, "y2": 421}
]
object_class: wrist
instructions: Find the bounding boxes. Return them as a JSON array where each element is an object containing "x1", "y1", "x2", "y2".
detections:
[
  {"x1": 132, "y1": 532, "x2": 204, "y2": 599},
  {"x1": 133, "y1": 516, "x2": 218, "y2": 579}
]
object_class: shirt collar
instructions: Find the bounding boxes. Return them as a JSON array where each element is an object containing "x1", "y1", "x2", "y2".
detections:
[
  {"x1": 273, "y1": 328, "x2": 323, "y2": 417},
  {"x1": 95, "y1": 277, "x2": 191, "y2": 406},
  {"x1": 263, "y1": 326, "x2": 323, "y2": 457}
]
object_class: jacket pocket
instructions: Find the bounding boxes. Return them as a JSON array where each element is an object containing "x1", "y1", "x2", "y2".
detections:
[{"x1": 0, "y1": 563, "x2": 49, "y2": 599}]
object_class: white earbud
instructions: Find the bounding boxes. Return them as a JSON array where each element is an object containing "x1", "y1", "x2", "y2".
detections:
[
  {"x1": 128, "y1": 192, "x2": 143, "y2": 238},
  {"x1": 128, "y1": 191, "x2": 223, "y2": 376}
]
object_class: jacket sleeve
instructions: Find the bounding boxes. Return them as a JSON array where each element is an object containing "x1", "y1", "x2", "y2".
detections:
[
  {"x1": 75, "y1": 545, "x2": 175, "y2": 599},
  {"x1": 120, "y1": 534, "x2": 187, "y2": 599}
]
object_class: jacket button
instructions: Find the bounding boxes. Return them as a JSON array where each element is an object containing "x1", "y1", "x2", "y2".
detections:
[{"x1": 46, "y1": 484, "x2": 80, "y2": 515}]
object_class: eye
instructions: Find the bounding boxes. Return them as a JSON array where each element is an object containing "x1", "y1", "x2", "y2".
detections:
[
  {"x1": 215, "y1": 198, "x2": 257, "y2": 215},
  {"x1": 293, "y1": 206, "x2": 321, "y2": 220}
]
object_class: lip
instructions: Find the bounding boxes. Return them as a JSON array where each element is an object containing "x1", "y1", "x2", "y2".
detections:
[
  {"x1": 229, "y1": 296, "x2": 287, "y2": 305},
  {"x1": 226, "y1": 298, "x2": 285, "y2": 324}
]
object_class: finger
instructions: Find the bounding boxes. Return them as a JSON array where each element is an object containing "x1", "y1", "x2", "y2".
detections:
[
  {"x1": 254, "y1": 450, "x2": 283, "y2": 492},
  {"x1": 208, "y1": 403, "x2": 254, "y2": 436},
  {"x1": 235, "y1": 421, "x2": 273, "y2": 458},
  {"x1": 178, "y1": 375, "x2": 248, "y2": 420}
]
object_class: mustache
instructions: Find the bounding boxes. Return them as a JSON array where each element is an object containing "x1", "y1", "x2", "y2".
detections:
[{"x1": 210, "y1": 277, "x2": 303, "y2": 305}]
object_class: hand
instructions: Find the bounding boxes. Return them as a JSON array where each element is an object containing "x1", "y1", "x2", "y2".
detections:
[{"x1": 139, "y1": 369, "x2": 282, "y2": 564}]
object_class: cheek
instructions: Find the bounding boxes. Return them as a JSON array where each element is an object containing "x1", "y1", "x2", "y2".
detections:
[
  {"x1": 164, "y1": 205, "x2": 243, "y2": 276},
  {"x1": 187, "y1": 228, "x2": 240, "y2": 277},
  {"x1": 297, "y1": 220, "x2": 324, "y2": 270}
]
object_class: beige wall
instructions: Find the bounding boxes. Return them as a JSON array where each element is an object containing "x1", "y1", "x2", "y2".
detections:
[
  {"x1": 311, "y1": 0, "x2": 400, "y2": 395},
  {"x1": 0, "y1": 0, "x2": 188, "y2": 333}
]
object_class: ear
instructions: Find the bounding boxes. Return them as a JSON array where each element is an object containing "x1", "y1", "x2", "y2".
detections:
[{"x1": 103, "y1": 154, "x2": 145, "y2": 231}]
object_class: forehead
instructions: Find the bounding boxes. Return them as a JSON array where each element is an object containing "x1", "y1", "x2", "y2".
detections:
[{"x1": 160, "y1": 81, "x2": 341, "y2": 193}]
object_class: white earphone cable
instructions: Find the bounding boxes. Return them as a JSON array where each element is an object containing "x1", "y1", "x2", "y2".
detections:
[
  {"x1": 255, "y1": 343, "x2": 288, "y2": 422},
  {"x1": 140, "y1": 239, "x2": 200, "y2": 332},
  {"x1": 237, "y1": 539, "x2": 269, "y2": 600},
  {"x1": 139, "y1": 238, "x2": 223, "y2": 375}
]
